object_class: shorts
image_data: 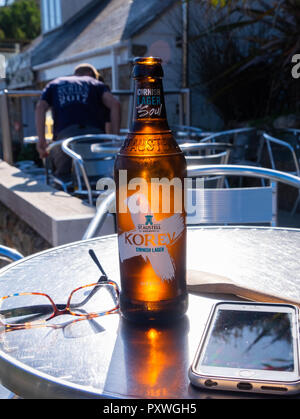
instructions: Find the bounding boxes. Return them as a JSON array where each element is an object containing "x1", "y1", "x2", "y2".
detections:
[{"x1": 49, "y1": 125, "x2": 104, "y2": 179}]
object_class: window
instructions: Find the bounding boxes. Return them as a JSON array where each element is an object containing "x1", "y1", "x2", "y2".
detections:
[{"x1": 42, "y1": 0, "x2": 62, "y2": 33}]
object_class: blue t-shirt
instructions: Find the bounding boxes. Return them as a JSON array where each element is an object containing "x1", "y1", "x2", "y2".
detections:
[{"x1": 41, "y1": 75, "x2": 109, "y2": 138}]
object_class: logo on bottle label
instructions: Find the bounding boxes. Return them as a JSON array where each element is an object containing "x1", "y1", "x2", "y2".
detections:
[
  {"x1": 118, "y1": 192, "x2": 185, "y2": 282},
  {"x1": 120, "y1": 134, "x2": 178, "y2": 155},
  {"x1": 136, "y1": 88, "x2": 163, "y2": 118}
]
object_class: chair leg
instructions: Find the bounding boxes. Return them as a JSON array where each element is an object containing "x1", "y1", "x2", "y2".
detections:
[{"x1": 45, "y1": 157, "x2": 51, "y2": 185}]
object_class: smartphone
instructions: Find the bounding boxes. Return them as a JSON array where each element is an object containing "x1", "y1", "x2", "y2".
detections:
[{"x1": 189, "y1": 302, "x2": 300, "y2": 395}]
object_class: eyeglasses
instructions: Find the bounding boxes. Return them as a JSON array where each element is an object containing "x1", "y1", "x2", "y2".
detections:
[{"x1": 0, "y1": 250, "x2": 120, "y2": 332}]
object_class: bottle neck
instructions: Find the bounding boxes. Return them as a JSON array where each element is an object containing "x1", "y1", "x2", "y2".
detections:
[{"x1": 130, "y1": 77, "x2": 170, "y2": 133}]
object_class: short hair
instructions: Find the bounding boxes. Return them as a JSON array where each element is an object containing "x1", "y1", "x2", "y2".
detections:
[{"x1": 74, "y1": 63, "x2": 101, "y2": 80}]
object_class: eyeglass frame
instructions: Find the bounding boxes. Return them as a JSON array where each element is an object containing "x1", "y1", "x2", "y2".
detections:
[{"x1": 0, "y1": 250, "x2": 120, "y2": 332}]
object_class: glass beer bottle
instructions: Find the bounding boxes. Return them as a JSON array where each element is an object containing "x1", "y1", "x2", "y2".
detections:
[{"x1": 114, "y1": 57, "x2": 188, "y2": 323}]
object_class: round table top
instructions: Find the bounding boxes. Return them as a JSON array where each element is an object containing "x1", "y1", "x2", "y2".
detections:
[{"x1": 0, "y1": 226, "x2": 300, "y2": 399}]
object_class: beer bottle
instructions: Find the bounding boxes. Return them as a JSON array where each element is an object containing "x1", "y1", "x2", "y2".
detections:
[{"x1": 114, "y1": 57, "x2": 188, "y2": 323}]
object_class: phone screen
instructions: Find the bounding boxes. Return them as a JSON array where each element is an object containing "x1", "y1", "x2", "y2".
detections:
[{"x1": 200, "y1": 309, "x2": 295, "y2": 372}]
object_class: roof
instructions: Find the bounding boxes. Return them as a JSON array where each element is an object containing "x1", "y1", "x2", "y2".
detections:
[{"x1": 31, "y1": 0, "x2": 176, "y2": 67}]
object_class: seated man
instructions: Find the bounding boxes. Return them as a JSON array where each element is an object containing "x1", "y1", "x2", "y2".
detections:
[{"x1": 35, "y1": 63, "x2": 121, "y2": 180}]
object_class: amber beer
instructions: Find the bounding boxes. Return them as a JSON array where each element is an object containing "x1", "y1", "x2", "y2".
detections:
[{"x1": 114, "y1": 57, "x2": 188, "y2": 323}]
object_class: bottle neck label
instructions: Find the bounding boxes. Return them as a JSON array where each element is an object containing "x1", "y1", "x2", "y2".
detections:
[
  {"x1": 131, "y1": 79, "x2": 168, "y2": 130},
  {"x1": 136, "y1": 86, "x2": 163, "y2": 119},
  {"x1": 119, "y1": 132, "x2": 181, "y2": 156}
]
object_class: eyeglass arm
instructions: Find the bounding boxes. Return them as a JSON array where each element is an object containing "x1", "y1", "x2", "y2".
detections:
[{"x1": 0, "y1": 304, "x2": 56, "y2": 324}]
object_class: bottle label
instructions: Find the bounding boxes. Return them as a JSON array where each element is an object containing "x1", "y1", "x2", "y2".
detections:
[
  {"x1": 118, "y1": 192, "x2": 185, "y2": 282},
  {"x1": 133, "y1": 81, "x2": 167, "y2": 121},
  {"x1": 136, "y1": 88, "x2": 163, "y2": 118},
  {"x1": 121, "y1": 134, "x2": 174, "y2": 154}
]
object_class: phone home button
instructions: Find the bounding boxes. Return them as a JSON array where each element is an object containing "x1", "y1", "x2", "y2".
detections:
[{"x1": 239, "y1": 370, "x2": 255, "y2": 378}]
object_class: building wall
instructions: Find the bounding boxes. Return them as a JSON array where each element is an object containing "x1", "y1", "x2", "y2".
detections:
[
  {"x1": 131, "y1": 2, "x2": 223, "y2": 130},
  {"x1": 60, "y1": 0, "x2": 94, "y2": 27},
  {"x1": 41, "y1": 0, "x2": 94, "y2": 34},
  {"x1": 131, "y1": 3, "x2": 183, "y2": 128},
  {"x1": 0, "y1": 201, "x2": 51, "y2": 261},
  {"x1": 33, "y1": 0, "x2": 224, "y2": 130}
]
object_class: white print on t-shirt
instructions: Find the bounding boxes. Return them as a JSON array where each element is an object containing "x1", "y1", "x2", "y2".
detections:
[
  {"x1": 57, "y1": 82, "x2": 90, "y2": 107},
  {"x1": 118, "y1": 192, "x2": 185, "y2": 282}
]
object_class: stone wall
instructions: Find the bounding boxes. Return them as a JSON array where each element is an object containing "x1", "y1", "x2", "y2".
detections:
[{"x1": 0, "y1": 201, "x2": 51, "y2": 268}]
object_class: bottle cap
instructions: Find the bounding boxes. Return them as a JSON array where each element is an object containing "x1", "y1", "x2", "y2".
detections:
[{"x1": 132, "y1": 57, "x2": 164, "y2": 79}]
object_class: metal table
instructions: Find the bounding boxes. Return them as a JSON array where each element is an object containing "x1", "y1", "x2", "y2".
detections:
[{"x1": 0, "y1": 226, "x2": 300, "y2": 399}]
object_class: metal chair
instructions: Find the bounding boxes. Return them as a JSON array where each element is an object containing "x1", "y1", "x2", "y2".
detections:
[
  {"x1": 62, "y1": 134, "x2": 125, "y2": 205},
  {"x1": 181, "y1": 142, "x2": 232, "y2": 159},
  {"x1": 271, "y1": 128, "x2": 300, "y2": 141},
  {"x1": 172, "y1": 124, "x2": 204, "y2": 133},
  {"x1": 262, "y1": 132, "x2": 300, "y2": 214},
  {"x1": 46, "y1": 140, "x2": 74, "y2": 193},
  {"x1": 82, "y1": 165, "x2": 300, "y2": 238},
  {"x1": 182, "y1": 143, "x2": 232, "y2": 188},
  {"x1": 272, "y1": 128, "x2": 300, "y2": 168},
  {"x1": 0, "y1": 245, "x2": 23, "y2": 399},
  {"x1": 262, "y1": 133, "x2": 300, "y2": 173},
  {"x1": 0, "y1": 245, "x2": 23, "y2": 263},
  {"x1": 201, "y1": 128, "x2": 259, "y2": 165},
  {"x1": 186, "y1": 164, "x2": 300, "y2": 226},
  {"x1": 185, "y1": 151, "x2": 229, "y2": 166},
  {"x1": 83, "y1": 191, "x2": 115, "y2": 240},
  {"x1": 82, "y1": 144, "x2": 231, "y2": 238},
  {"x1": 181, "y1": 141, "x2": 232, "y2": 153},
  {"x1": 23, "y1": 137, "x2": 72, "y2": 193},
  {"x1": 171, "y1": 125, "x2": 214, "y2": 142}
]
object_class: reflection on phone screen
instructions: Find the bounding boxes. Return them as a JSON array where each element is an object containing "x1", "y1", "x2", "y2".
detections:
[{"x1": 201, "y1": 310, "x2": 294, "y2": 372}]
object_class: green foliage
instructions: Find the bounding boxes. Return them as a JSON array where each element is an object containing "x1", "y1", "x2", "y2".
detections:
[
  {"x1": 0, "y1": 0, "x2": 41, "y2": 41},
  {"x1": 210, "y1": 0, "x2": 227, "y2": 7}
]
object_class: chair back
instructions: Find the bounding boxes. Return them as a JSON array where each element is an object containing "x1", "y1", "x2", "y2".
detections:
[
  {"x1": 82, "y1": 165, "x2": 300, "y2": 238},
  {"x1": 201, "y1": 128, "x2": 257, "y2": 163},
  {"x1": 181, "y1": 142, "x2": 232, "y2": 156},
  {"x1": 185, "y1": 151, "x2": 228, "y2": 166},
  {"x1": 186, "y1": 152, "x2": 229, "y2": 189},
  {"x1": 187, "y1": 185, "x2": 276, "y2": 225},
  {"x1": 62, "y1": 134, "x2": 125, "y2": 205},
  {"x1": 187, "y1": 164, "x2": 300, "y2": 227},
  {"x1": 71, "y1": 140, "x2": 117, "y2": 179},
  {"x1": 0, "y1": 246, "x2": 24, "y2": 263},
  {"x1": 184, "y1": 144, "x2": 232, "y2": 188},
  {"x1": 262, "y1": 133, "x2": 300, "y2": 176},
  {"x1": 171, "y1": 124, "x2": 213, "y2": 141}
]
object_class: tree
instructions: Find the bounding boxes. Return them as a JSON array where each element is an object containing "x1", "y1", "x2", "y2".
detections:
[
  {"x1": 0, "y1": 0, "x2": 40, "y2": 41},
  {"x1": 186, "y1": 0, "x2": 300, "y2": 124}
]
